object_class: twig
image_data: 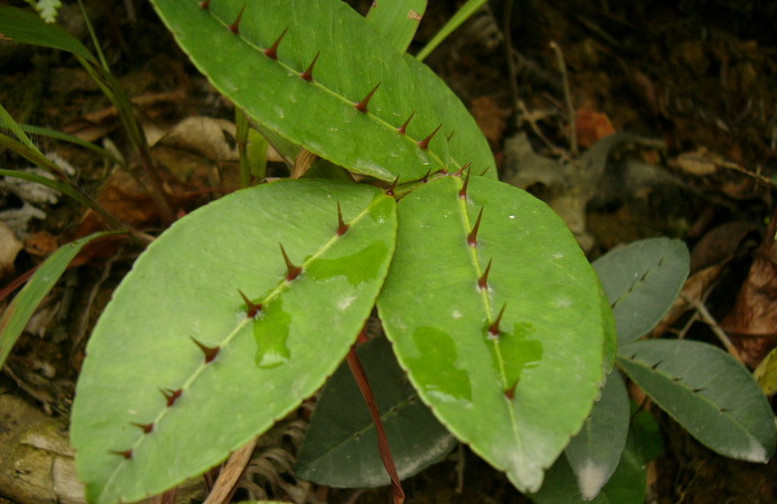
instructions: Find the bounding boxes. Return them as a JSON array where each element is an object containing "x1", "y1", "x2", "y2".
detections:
[
  {"x1": 682, "y1": 295, "x2": 743, "y2": 363},
  {"x1": 202, "y1": 437, "x2": 259, "y2": 504},
  {"x1": 549, "y1": 41, "x2": 578, "y2": 157}
]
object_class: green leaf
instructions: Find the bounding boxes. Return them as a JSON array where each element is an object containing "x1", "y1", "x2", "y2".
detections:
[
  {"x1": 754, "y1": 346, "x2": 777, "y2": 395},
  {"x1": 377, "y1": 175, "x2": 611, "y2": 492},
  {"x1": 531, "y1": 411, "x2": 660, "y2": 504},
  {"x1": 366, "y1": 0, "x2": 427, "y2": 53},
  {"x1": 564, "y1": 371, "x2": 629, "y2": 500},
  {"x1": 0, "y1": 232, "x2": 115, "y2": 368},
  {"x1": 70, "y1": 180, "x2": 397, "y2": 504},
  {"x1": 0, "y1": 5, "x2": 95, "y2": 62},
  {"x1": 295, "y1": 335, "x2": 455, "y2": 487},
  {"x1": 530, "y1": 444, "x2": 645, "y2": 504},
  {"x1": 415, "y1": 0, "x2": 489, "y2": 61},
  {"x1": 618, "y1": 339, "x2": 777, "y2": 462},
  {"x1": 147, "y1": 0, "x2": 495, "y2": 182},
  {"x1": 593, "y1": 238, "x2": 689, "y2": 344}
]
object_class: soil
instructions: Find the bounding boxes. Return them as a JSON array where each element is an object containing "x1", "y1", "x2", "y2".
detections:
[{"x1": 2, "y1": 0, "x2": 777, "y2": 503}]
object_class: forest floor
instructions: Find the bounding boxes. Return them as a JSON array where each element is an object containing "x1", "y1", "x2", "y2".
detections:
[{"x1": 2, "y1": 0, "x2": 777, "y2": 503}]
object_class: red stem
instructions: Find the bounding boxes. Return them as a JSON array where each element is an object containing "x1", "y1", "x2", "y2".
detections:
[{"x1": 346, "y1": 346, "x2": 405, "y2": 504}]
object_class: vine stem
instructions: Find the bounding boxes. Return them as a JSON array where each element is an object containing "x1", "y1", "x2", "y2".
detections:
[{"x1": 346, "y1": 344, "x2": 405, "y2": 504}]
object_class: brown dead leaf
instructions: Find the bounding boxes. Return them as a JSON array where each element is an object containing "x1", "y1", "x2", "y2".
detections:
[
  {"x1": 721, "y1": 207, "x2": 777, "y2": 367},
  {"x1": 470, "y1": 96, "x2": 510, "y2": 147},
  {"x1": 575, "y1": 108, "x2": 615, "y2": 148},
  {"x1": 24, "y1": 231, "x2": 60, "y2": 258}
]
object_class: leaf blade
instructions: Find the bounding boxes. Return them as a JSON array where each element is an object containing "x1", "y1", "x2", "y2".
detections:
[
  {"x1": 593, "y1": 238, "x2": 689, "y2": 344},
  {"x1": 71, "y1": 180, "x2": 397, "y2": 504},
  {"x1": 0, "y1": 232, "x2": 114, "y2": 368},
  {"x1": 148, "y1": 0, "x2": 495, "y2": 182},
  {"x1": 378, "y1": 176, "x2": 610, "y2": 492},
  {"x1": 618, "y1": 339, "x2": 776, "y2": 462}
]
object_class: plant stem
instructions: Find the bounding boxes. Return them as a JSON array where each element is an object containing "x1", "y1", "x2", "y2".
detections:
[
  {"x1": 550, "y1": 41, "x2": 578, "y2": 157},
  {"x1": 346, "y1": 345, "x2": 405, "y2": 504}
]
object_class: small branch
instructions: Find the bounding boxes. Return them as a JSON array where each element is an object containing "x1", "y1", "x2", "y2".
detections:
[
  {"x1": 549, "y1": 41, "x2": 578, "y2": 157},
  {"x1": 346, "y1": 346, "x2": 405, "y2": 504},
  {"x1": 682, "y1": 295, "x2": 744, "y2": 363},
  {"x1": 202, "y1": 437, "x2": 258, "y2": 504}
]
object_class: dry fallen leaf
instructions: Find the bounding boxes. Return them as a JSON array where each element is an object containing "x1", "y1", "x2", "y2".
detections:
[
  {"x1": 575, "y1": 108, "x2": 616, "y2": 148},
  {"x1": 721, "y1": 208, "x2": 777, "y2": 367}
]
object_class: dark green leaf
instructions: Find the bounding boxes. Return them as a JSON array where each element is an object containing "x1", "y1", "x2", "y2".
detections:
[
  {"x1": 618, "y1": 339, "x2": 776, "y2": 462},
  {"x1": 593, "y1": 238, "x2": 689, "y2": 344},
  {"x1": 565, "y1": 371, "x2": 629, "y2": 500},
  {"x1": 295, "y1": 336, "x2": 455, "y2": 487}
]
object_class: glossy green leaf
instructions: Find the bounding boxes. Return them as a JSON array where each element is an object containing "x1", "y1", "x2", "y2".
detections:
[
  {"x1": 564, "y1": 371, "x2": 629, "y2": 500},
  {"x1": 366, "y1": 0, "x2": 427, "y2": 53},
  {"x1": 147, "y1": 0, "x2": 495, "y2": 182},
  {"x1": 295, "y1": 336, "x2": 455, "y2": 487},
  {"x1": 618, "y1": 339, "x2": 776, "y2": 462},
  {"x1": 593, "y1": 238, "x2": 689, "y2": 344},
  {"x1": 0, "y1": 232, "x2": 114, "y2": 368},
  {"x1": 0, "y1": 6, "x2": 95, "y2": 62},
  {"x1": 70, "y1": 180, "x2": 397, "y2": 504},
  {"x1": 377, "y1": 175, "x2": 611, "y2": 492}
]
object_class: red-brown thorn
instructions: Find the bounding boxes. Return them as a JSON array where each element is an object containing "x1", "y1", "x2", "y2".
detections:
[
  {"x1": 280, "y1": 244, "x2": 302, "y2": 281},
  {"x1": 458, "y1": 164, "x2": 472, "y2": 199},
  {"x1": 478, "y1": 259, "x2": 493, "y2": 291},
  {"x1": 336, "y1": 203, "x2": 349, "y2": 236},
  {"x1": 504, "y1": 382, "x2": 517, "y2": 400},
  {"x1": 467, "y1": 207, "x2": 484, "y2": 247},
  {"x1": 397, "y1": 111, "x2": 416, "y2": 135},
  {"x1": 418, "y1": 124, "x2": 442, "y2": 150},
  {"x1": 447, "y1": 130, "x2": 456, "y2": 142},
  {"x1": 301, "y1": 51, "x2": 320, "y2": 81},
  {"x1": 264, "y1": 27, "x2": 288, "y2": 60},
  {"x1": 110, "y1": 449, "x2": 133, "y2": 459},
  {"x1": 229, "y1": 5, "x2": 246, "y2": 34},
  {"x1": 191, "y1": 336, "x2": 220, "y2": 363},
  {"x1": 160, "y1": 388, "x2": 182, "y2": 407},
  {"x1": 238, "y1": 289, "x2": 262, "y2": 318},
  {"x1": 421, "y1": 168, "x2": 433, "y2": 183},
  {"x1": 200, "y1": 0, "x2": 211, "y2": 9},
  {"x1": 131, "y1": 422, "x2": 155, "y2": 434},
  {"x1": 355, "y1": 82, "x2": 381, "y2": 113},
  {"x1": 488, "y1": 304, "x2": 506, "y2": 339}
]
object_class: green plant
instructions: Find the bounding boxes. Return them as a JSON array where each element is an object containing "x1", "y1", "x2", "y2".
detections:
[
  {"x1": 530, "y1": 238, "x2": 776, "y2": 503},
  {"x1": 64, "y1": 0, "x2": 614, "y2": 502},
  {"x1": 2, "y1": 1, "x2": 773, "y2": 503}
]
